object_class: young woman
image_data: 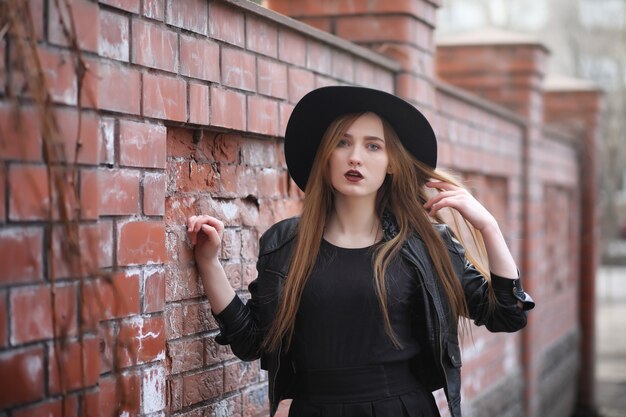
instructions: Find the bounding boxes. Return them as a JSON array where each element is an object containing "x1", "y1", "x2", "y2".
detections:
[{"x1": 186, "y1": 86, "x2": 534, "y2": 417}]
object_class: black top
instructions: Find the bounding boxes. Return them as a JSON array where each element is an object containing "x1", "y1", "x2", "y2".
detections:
[{"x1": 293, "y1": 239, "x2": 422, "y2": 371}]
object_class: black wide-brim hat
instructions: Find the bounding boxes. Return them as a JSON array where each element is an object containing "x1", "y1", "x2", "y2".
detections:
[{"x1": 284, "y1": 86, "x2": 437, "y2": 191}]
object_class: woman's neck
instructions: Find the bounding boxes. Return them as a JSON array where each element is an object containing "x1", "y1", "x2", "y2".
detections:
[{"x1": 324, "y1": 196, "x2": 381, "y2": 248}]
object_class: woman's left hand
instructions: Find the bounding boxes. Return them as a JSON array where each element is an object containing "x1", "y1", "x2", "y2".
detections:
[{"x1": 424, "y1": 181, "x2": 498, "y2": 232}]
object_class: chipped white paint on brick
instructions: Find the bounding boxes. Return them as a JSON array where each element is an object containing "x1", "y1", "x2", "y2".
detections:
[
  {"x1": 99, "y1": 118, "x2": 115, "y2": 165},
  {"x1": 99, "y1": 10, "x2": 129, "y2": 61},
  {"x1": 26, "y1": 354, "x2": 42, "y2": 384},
  {"x1": 142, "y1": 366, "x2": 166, "y2": 413},
  {"x1": 127, "y1": 316, "x2": 165, "y2": 363},
  {"x1": 220, "y1": 201, "x2": 238, "y2": 221}
]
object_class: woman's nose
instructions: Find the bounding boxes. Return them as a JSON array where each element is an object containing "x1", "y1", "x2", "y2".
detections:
[{"x1": 348, "y1": 149, "x2": 362, "y2": 166}]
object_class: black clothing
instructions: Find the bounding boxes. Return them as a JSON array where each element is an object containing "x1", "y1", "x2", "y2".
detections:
[
  {"x1": 213, "y1": 214, "x2": 535, "y2": 417},
  {"x1": 294, "y1": 239, "x2": 420, "y2": 371},
  {"x1": 288, "y1": 361, "x2": 440, "y2": 417}
]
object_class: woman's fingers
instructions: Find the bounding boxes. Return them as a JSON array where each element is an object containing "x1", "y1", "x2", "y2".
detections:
[
  {"x1": 186, "y1": 215, "x2": 224, "y2": 246},
  {"x1": 423, "y1": 190, "x2": 458, "y2": 209}
]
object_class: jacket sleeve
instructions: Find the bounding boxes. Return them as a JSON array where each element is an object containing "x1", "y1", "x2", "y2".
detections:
[
  {"x1": 211, "y1": 255, "x2": 268, "y2": 361},
  {"x1": 442, "y1": 226, "x2": 535, "y2": 332}
]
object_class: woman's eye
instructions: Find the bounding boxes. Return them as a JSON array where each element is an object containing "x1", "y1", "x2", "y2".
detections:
[
  {"x1": 337, "y1": 139, "x2": 350, "y2": 147},
  {"x1": 367, "y1": 143, "x2": 381, "y2": 151}
]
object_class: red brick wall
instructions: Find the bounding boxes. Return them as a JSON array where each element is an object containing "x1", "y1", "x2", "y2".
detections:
[{"x1": 0, "y1": 1, "x2": 601, "y2": 417}]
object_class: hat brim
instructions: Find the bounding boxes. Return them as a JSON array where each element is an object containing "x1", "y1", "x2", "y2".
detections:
[{"x1": 284, "y1": 86, "x2": 437, "y2": 191}]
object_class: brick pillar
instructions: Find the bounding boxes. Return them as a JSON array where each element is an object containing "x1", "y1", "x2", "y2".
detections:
[
  {"x1": 436, "y1": 27, "x2": 549, "y2": 121},
  {"x1": 437, "y1": 28, "x2": 550, "y2": 417},
  {"x1": 265, "y1": 0, "x2": 441, "y2": 109},
  {"x1": 544, "y1": 76, "x2": 604, "y2": 412}
]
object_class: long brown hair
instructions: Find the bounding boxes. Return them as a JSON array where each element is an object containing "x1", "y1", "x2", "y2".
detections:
[{"x1": 263, "y1": 112, "x2": 495, "y2": 351}]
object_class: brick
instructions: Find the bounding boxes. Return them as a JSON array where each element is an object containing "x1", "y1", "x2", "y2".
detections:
[
  {"x1": 0, "y1": 105, "x2": 41, "y2": 162},
  {"x1": 299, "y1": 17, "x2": 332, "y2": 32},
  {"x1": 99, "y1": 0, "x2": 140, "y2": 14},
  {"x1": 10, "y1": 283, "x2": 77, "y2": 344},
  {"x1": 224, "y1": 360, "x2": 259, "y2": 393},
  {"x1": 144, "y1": 267, "x2": 165, "y2": 313},
  {"x1": 208, "y1": 1, "x2": 244, "y2": 47},
  {"x1": 142, "y1": 72, "x2": 187, "y2": 122},
  {"x1": 189, "y1": 83, "x2": 210, "y2": 125},
  {"x1": 132, "y1": 19, "x2": 178, "y2": 72},
  {"x1": 165, "y1": 300, "x2": 215, "y2": 338},
  {"x1": 86, "y1": 373, "x2": 140, "y2": 417},
  {"x1": 0, "y1": 227, "x2": 43, "y2": 284},
  {"x1": 99, "y1": 9, "x2": 129, "y2": 61},
  {"x1": 168, "y1": 160, "x2": 219, "y2": 194},
  {"x1": 210, "y1": 87, "x2": 246, "y2": 131},
  {"x1": 48, "y1": 337, "x2": 100, "y2": 394},
  {"x1": 306, "y1": 41, "x2": 332, "y2": 74},
  {"x1": 98, "y1": 62, "x2": 141, "y2": 114},
  {"x1": 242, "y1": 383, "x2": 268, "y2": 417},
  {"x1": 51, "y1": 224, "x2": 100, "y2": 278},
  {"x1": 279, "y1": 102, "x2": 294, "y2": 136},
  {"x1": 98, "y1": 220, "x2": 114, "y2": 268},
  {"x1": 0, "y1": 292, "x2": 6, "y2": 347},
  {"x1": 335, "y1": 15, "x2": 425, "y2": 46},
  {"x1": 80, "y1": 169, "x2": 99, "y2": 220},
  {"x1": 166, "y1": 0, "x2": 207, "y2": 34},
  {"x1": 8, "y1": 164, "x2": 48, "y2": 221},
  {"x1": 205, "y1": 334, "x2": 235, "y2": 365},
  {"x1": 258, "y1": 58, "x2": 288, "y2": 100},
  {"x1": 247, "y1": 96, "x2": 280, "y2": 136},
  {"x1": 168, "y1": 337, "x2": 204, "y2": 374},
  {"x1": 166, "y1": 127, "x2": 195, "y2": 158},
  {"x1": 221, "y1": 47, "x2": 256, "y2": 92},
  {"x1": 37, "y1": 47, "x2": 77, "y2": 105},
  {"x1": 48, "y1": 0, "x2": 99, "y2": 53},
  {"x1": 0, "y1": 347, "x2": 45, "y2": 407},
  {"x1": 196, "y1": 131, "x2": 241, "y2": 164},
  {"x1": 117, "y1": 220, "x2": 166, "y2": 265},
  {"x1": 179, "y1": 34, "x2": 220, "y2": 82},
  {"x1": 8, "y1": 0, "x2": 45, "y2": 41},
  {"x1": 182, "y1": 367, "x2": 223, "y2": 406},
  {"x1": 143, "y1": 171, "x2": 166, "y2": 216},
  {"x1": 278, "y1": 29, "x2": 306, "y2": 66},
  {"x1": 288, "y1": 67, "x2": 315, "y2": 103},
  {"x1": 141, "y1": 366, "x2": 166, "y2": 413},
  {"x1": 99, "y1": 168, "x2": 140, "y2": 215},
  {"x1": 331, "y1": 50, "x2": 355, "y2": 82},
  {"x1": 99, "y1": 117, "x2": 115, "y2": 165},
  {"x1": 82, "y1": 271, "x2": 140, "y2": 326},
  {"x1": 246, "y1": 16, "x2": 278, "y2": 58},
  {"x1": 164, "y1": 265, "x2": 202, "y2": 303},
  {"x1": 51, "y1": 108, "x2": 100, "y2": 165},
  {"x1": 0, "y1": 40, "x2": 5, "y2": 95},
  {"x1": 12, "y1": 396, "x2": 78, "y2": 417},
  {"x1": 143, "y1": 0, "x2": 164, "y2": 20},
  {"x1": 117, "y1": 316, "x2": 165, "y2": 366},
  {"x1": 119, "y1": 120, "x2": 167, "y2": 168}
]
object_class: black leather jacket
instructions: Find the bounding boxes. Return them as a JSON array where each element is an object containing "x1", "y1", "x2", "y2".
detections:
[{"x1": 213, "y1": 215, "x2": 535, "y2": 417}]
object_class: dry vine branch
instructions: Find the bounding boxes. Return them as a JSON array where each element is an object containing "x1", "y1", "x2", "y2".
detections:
[{"x1": 0, "y1": 0, "x2": 138, "y2": 415}]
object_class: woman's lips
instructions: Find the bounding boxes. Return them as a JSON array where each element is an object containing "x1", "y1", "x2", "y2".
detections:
[{"x1": 344, "y1": 169, "x2": 363, "y2": 182}]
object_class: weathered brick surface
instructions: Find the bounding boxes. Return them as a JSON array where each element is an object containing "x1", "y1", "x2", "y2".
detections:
[{"x1": 0, "y1": 1, "x2": 600, "y2": 417}]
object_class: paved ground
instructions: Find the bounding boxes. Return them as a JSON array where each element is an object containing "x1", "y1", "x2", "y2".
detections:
[{"x1": 596, "y1": 266, "x2": 626, "y2": 416}]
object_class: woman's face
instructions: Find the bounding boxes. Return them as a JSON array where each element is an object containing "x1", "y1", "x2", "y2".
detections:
[{"x1": 328, "y1": 112, "x2": 390, "y2": 200}]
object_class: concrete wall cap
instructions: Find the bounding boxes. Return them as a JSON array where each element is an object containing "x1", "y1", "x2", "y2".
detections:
[
  {"x1": 544, "y1": 74, "x2": 602, "y2": 93},
  {"x1": 436, "y1": 26, "x2": 549, "y2": 52}
]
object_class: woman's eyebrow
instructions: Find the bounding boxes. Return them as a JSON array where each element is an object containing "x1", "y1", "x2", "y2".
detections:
[{"x1": 343, "y1": 133, "x2": 385, "y2": 142}]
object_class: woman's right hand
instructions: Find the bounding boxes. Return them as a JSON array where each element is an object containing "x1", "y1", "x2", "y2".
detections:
[{"x1": 186, "y1": 215, "x2": 224, "y2": 264}]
